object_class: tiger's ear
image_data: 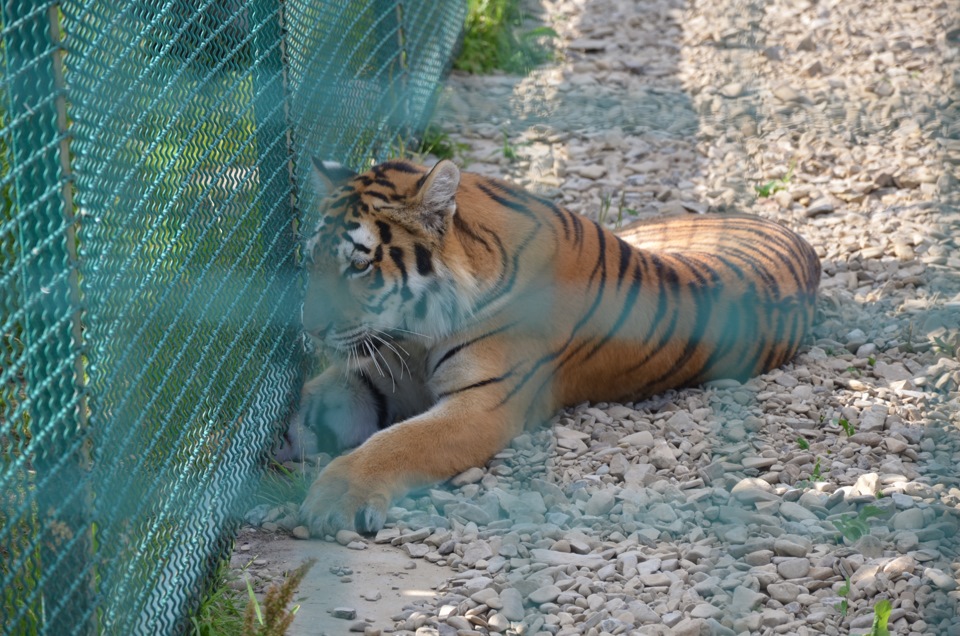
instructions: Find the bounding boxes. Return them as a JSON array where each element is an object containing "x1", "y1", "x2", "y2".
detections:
[
  {"x1": 415, "y1": 160, "x2": 460, "y2": 231},
  {"x1": 310, "y1": 157, "x2": 357, "y2": 196}
]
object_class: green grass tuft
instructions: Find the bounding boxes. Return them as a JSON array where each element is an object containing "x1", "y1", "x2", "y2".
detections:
[
  {"x1": 190, "y1": 557, "x2": 246, "y2": 636},
  {"x1": 417, "y1": 124, "x2": 470, "y2": 163},
  {"x1": 455, "y1": 0, "x2": 557, "y2": 74}
]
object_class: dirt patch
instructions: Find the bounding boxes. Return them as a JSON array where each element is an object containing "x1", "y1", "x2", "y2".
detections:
[{"x1": 233, "y1": 528, "x2": 449, "y2": 635}]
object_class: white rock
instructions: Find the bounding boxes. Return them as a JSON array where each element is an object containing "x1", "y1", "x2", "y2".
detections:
[
  {"x1": 584, "y1": 490, "x2": 616, "y2": 516},
  {"x1": 731, "y1": 586, "x2": 766, "y2": 613},
  {"x1": 774, "y1": 536, "x2": 812, "y2": 557},
  {"x1": 779, "y1": 501, "x2": 819, "y2": 522},
  {"x1": 767, "y1": 582, "x2": 801, "y2": 603},
  {"x1": 292, "y1": 526, "x2": 310, "y2": 540},
  {"x1": 404, "y1": 543, "x2": 430, "y2": 558},
  {"x1": 850, "y1": 472, "x2": 880, "y2": 497},
  {"x1": 648, "y1": 441, "x2": 678, "y2": 469},
  {"x1": 462, "y1": 541, "x2": 494, "y2": 567},
  {"x1": 336, "y1": 529, "x2": 364, "y2": 546},
  {"x1": 529, "y1": 549, "x2": 605, "y2": 569},
  {"x1": 574, "y1": 164, "x2": 606, "y2": 179},
  {"x1": 470, "y1": 587, "x2": 500, "y2": 606},
  {"x1": 925, "y1": 568, "x2": 958, "y2": 591},
  {"x1": 720, "y1": 82, "x2": 744, "y2": 98},
  {"x1": 451, "y1": 467, "x2": 485, "y2": 486},
  {"x1": 528, "y1": 585, "x2": 561, "y2": 604},
  {"x1": 650, "y1": 503, "x2": 678, "y2": 523},
  {"x1": 671, "y1": 618, "x2": 707, "y2": 636},
  {"x1": 891, "y1": 508, "x2": 924, "y2": 530},
  {"x1": 499, "y1": 587, "x2": 525, "y2": 621},
  {"x1": 487, "y1": 613, "x2": 509, "y2": 633},
  {"x1": 883, "y1": 555, "x2": 916, "y2": 577},
  {"x1": 731, "y1": 477, "x2": 778, "y2": 503},
  {"x1": 690, "y1": 603, "x2": 722, "y2": 619},
  {"x1": 621, "y1": 430, "x2": 655, "y2": 447},
  {"x1": 777, "y1": 557, "x2": 811, "y2": 579}
]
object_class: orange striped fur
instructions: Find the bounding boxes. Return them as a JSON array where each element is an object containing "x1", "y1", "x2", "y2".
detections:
[{"x1": 287, "y1": 159, "x2": 820, "y2": 535}]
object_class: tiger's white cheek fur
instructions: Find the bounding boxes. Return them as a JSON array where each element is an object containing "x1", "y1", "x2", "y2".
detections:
[
  {"x1": 406, "y1": 266, "x2": 473, "y2": 338},
  {"x1": 341, "y1": 225, "x2": 377, "y2": 264},
  {"x1": 371, "y1": 293, "x2": 406, "y2": 330}
]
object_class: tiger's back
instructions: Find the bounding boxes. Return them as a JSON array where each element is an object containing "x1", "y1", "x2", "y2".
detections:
[
  {"x1": 444, "y1": 168, "x2": 820, "y2": 411},
  {"x1": 551, "y1": 212, "x2": 820, "y2": 406}
]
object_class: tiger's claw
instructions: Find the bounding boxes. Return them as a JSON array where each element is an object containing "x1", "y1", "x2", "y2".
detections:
[{"x1": 299, "y1": 455, "x2": 391, "y2": 536}]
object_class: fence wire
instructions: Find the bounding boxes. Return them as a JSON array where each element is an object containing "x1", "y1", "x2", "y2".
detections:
[{"x1": 0, "y1": 1, "x2": 465, "y2": 634}]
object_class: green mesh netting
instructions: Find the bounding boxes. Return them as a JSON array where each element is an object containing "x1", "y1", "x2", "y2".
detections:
[{"x1": 0, "y1": 1, "x2": 465, "y2": 633}]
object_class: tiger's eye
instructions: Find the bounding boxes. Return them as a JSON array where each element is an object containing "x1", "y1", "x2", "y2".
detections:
[{"x1": 352, "y1": 259, "x2": 371, "y2": 271}]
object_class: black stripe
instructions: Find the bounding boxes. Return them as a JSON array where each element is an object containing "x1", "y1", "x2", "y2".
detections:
[
  {"x1": 431, "y1": 322, "x2": 518, "y2": 376},
  {"x1": 453, "y1": 214, "x2": 493, "y2": 253},
  {"x1": 414, "y1": 243, "x2": 433, "y2": 276},
  {"x1": 376, "y1": 220, "x2": 393, "y2": 244},
  {"x1": 695, "y1": 299, "x2": 747, "y2": 382},
  {"x1": 567, "y1": 210, "x2": 584, "y2": 248},
  {"x1": 357, "y1": 372, "x2": 391, "y2": 430},
  {"x1": 477, "y1": 182, "x2": 537, "y2": 221},
  {"x1": 545, "y1": 199, "x2": 571, "y2": 241},
  {"x1": 389, "y1": 246, "x2": 407, "y2": 280},
  {"x1": 615, "y1": 236, "x2": 632, "y2": 291},
  {"x1": 376, "y1": 160, "x2": 422, "y2": 175},
  {"x1": 730, "y1": 222, "x2": 808, "y2": 293},
  {"x1": 340, "y1": 232, "x2": 371, "y2": 254},
  {"x1": 331, "y1": 193, "x2": 360, "y2": 209},
  {"x1": 498, "y1": 221, "x2": 609, "y2": 406},
  {"x1": 374, "y1": 178, "x2": 399, "y2": 189},
  {"x1": 591, "y1": 220, "x2": 608, "y2": 286},
  {"x1": 642, "y1": 280, "x2": 714, "y2": 389},
  {"x1": 669, "y1": 253, "x2": 719, "y2": 290},
  {"x1": 367, "y1": 191, "x2": 390, "y2": 202},
  {"x1": 620, "y1": 257, "x2": 680, "y2": 379},
  {"x1": 760, "y1": 340, "x2": 781, "y2": 375},
  {"x1": 583, "y1": 260, "x2": 644, "y2": 362},
  {"x1": 473, "y1": 221, "x2": 538, "y2": 315},
  {"x1": 437, "y1": 373, "x2": 510, "y2": 400}
]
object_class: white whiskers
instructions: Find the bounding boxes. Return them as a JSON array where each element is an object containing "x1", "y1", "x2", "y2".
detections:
[
  {"x1": 313, "y1": 325, "x2": 415, "y2": 396},
  {"x1": 364, "y1": 340, "x2": 385, "y2": 378},
  {"x1": 370, "y1": 329, "x2": 412, "y2": 381},
  {"x1": 388, "y1": 326, "x2": 428, "y2": 339}
]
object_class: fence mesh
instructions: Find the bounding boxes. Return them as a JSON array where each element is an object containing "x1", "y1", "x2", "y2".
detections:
[{"x1": 0, "y1": 1, "x2": 465, "y2": 633}]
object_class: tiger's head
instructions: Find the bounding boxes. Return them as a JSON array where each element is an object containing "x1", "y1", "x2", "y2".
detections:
[{"x1": 302, "y1": 158, "x2": 471, "y2": 359}]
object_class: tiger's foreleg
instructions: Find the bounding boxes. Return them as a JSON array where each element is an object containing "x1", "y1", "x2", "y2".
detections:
[
  {"x1": 299, "y1": 398, "x2": 523, "y2": 535},
  {"x1": 299, "y1": 341, "x2": 541, "y2": 535}
]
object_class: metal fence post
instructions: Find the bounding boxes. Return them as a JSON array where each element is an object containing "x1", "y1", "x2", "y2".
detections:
[{"x1": 0, "y1": 1, "x2": 92, "y2": 634}]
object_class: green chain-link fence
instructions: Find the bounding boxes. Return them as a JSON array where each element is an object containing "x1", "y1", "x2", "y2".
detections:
[{"x1": 0, "y1": 1, "x2": 465, "y2": 633}]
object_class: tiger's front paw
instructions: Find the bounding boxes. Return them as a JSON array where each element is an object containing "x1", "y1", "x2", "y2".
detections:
[{"x1": 299, "y1": 455, "x2": 392, "y2": 537}]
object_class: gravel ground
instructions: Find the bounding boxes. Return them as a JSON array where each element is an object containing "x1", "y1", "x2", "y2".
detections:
[{"x1": 237, "y1": 0, "x2": 960, "y2": 634}]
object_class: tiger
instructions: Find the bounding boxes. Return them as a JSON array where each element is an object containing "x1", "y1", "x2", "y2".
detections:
[{"x1": 283, "y1": 157, "x2": 821, "y2": 536}]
